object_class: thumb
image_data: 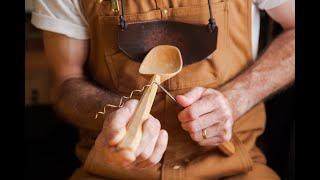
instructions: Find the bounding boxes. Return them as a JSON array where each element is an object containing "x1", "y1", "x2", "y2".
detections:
[{"x1": 176, "y1": 87, "x2": 206, "y2": 107}]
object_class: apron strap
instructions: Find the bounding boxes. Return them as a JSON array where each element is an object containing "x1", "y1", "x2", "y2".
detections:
[
  {"x1": 119, "y1": 0, "x2": 127, "y2": 29},
  {"x1": 207, "y1": 0, "x2": 216, "y2": 32},
  {"x1": 119, "y1": 0, "x2": 216, "y2": 31}
]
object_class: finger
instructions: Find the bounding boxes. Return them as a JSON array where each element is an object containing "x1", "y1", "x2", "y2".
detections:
[
  {"x1": 202, "y1": 88, "x2": 216, "y2": 96},
  {"x1": 135, "y1": 116, "x2": 161, "y2": 162},
  {"x1": 198, "y1": 136, "x2": 223, "y2": 146},
  {"x1": 116, "y1": 149, "x2": 136, "y2": 166},
  {"x1": 135, "y1": 130, "x2": 168, "y2": 169},
  {"x1": 198, "y1": 121, "x2": 233, "y2": 146},
  {"x1": 178, "y1": 94, "x2": 219, "y2": 123},
  {"x1": 224, "y1": 119, "x2": 233, "y2": 141},
  {"x1": 108, "y1": 99, "x2": 139, "y2": 130},
  {"x1": 106, "y1": 148, "x2": 136, "y2": 167},
  {"x1": 176, "y1": 87, "x2": 206, "y2": 107},
  {"x1": 189, "y1": 124, "x2": 221, "y2": 142},
  {"x1": 106, "y1": 99, "x2": 139, "y2": 145},
  {"x1": 108, "y1": 127, "x2": 126, "y2": 145},
  {"x1": 181, "y1": 111, "x2": 223, "y2": 133}
]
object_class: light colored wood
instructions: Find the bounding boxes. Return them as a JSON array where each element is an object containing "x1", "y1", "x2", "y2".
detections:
[
  {"x1": 118, "y1": 45, "x2": 183, "y2": 152},
  {"x1": 218, "y1": 141, "x2": 235, "y2": 156},
  {"x1": 118, "y1": 75, "x2": 161, "y2": 151},
  {"x1": 139, "y1": 45, "x2": 183, "y2": 83}
]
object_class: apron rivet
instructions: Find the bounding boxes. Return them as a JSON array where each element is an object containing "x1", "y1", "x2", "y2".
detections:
[
  {"x1": 162, "y1": 9, "x2": 168, "y2": 15},
  {"x1": 173, "y1": 165, "x2": 181, "y2": 170}
]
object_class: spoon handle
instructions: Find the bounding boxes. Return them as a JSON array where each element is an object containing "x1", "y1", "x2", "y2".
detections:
[{"x1": 118, "y1": 75, "x2": 161, "y2": 152}]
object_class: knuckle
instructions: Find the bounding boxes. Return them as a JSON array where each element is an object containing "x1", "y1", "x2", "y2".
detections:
[
  {"x1": 215, "y1": 94, "x2": 225, "y2": 103},
  {"x1": 223, "y1": 125, "x2": 229, "y2": 133},
  {"x1": 108, "y1": 128, "x2": 120, "y2": 138},
  {"x1": 123, "y1": 99, "x2": 139, "y2": 113},
  {"x1": 227, "y1": 110, "x2": 233, "y2": 119},
  {"x1": 187, "y1": 106, "x2": 197, "y2": 120},
  {"x1": 126, "y1": 99, "x2": 139, "y2": 107},
  {"x1": 226, "y1": 120, "x2": 233, "y2": 130},
  {"x1": 189, "y1": 121, "x2": 198, "y2": 132},
  {"x1": 221, "y1": 132, "x2": 229, "y2": 142},
  {"x1": 177, "y1": 112, "x2": 183, "y2": 121},
  {"x1": 109, "y1": 121, "x2": 122, "y2": 131},
  {"x1": 213, "y1": 89, "x2": 223, "y2": 97},
  {"x1": 140, "y1": 151, "x2": 152, "y2": 160},
  {"x1": 106, "y1": 120, "x2": 117, "y2": 131},
  {"x1": 146, "y1": 118, "x2": 161, "y2": 131},
  {"x1": 194, "y1": 86, "x2": 205, "y2": 92},
  {"x1": 108, "y1": 111, "x2": 118, "y2": 121},
  {"x1": 220, "y1": 111, "x2": 229, "y2": 121},
  {"x1": 223, "y1": 127, "x2": 229, "y2": 136},
  {"x1": 153, "y1": 119, "x2": 161, "y2": 129},
  {"x1": 190, "y1": 132, "x2": 199, "y2": 141},
  {"x1": 149, "y1": 159, "x2": 157, "y2": 165},
  {"x1": 185, "y1": 122, "x2": 196, "y2": 132},
  {"x1": 224, "y1": 134, "x2": 230, "y2": 141},
  {"x1": 204, "y1": 88, "x2": 215, "y2": 95},
  {"x1": 226, "y1": 111, "x2": 233, "y2": 119},
  {"x1": 207, "y1": 94, "x2": 217, "y2": 102},
  {"x1": 220, "y1": 100, "x2": 230, "y2": 110},
  {"x1": 122, "y1": 105, "x2": 132, "y2": 115}
]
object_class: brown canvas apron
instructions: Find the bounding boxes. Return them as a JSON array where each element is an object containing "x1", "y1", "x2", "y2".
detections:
[{"x1": 70, "y1": 0, "x2": 279, "y2": 179}]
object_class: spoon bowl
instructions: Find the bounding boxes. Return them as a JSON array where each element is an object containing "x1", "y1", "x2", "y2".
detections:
[{"x1": 139, "y1": 45, "x2": 183, "y2": 83}]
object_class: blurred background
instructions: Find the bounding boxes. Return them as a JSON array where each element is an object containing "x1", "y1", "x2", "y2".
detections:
[{"x1": 25, "y1": 0, "x2": 294, "y2": 179}]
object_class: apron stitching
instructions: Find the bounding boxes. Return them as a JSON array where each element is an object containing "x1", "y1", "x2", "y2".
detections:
[
  {"x1": 234, "y1": 134, "x2": 253, "y2": 172},
  {"x1": 107, "y1": 54, "x2": 119, "y2": 89},
  {"x1": 233, "y1": 136, "x2": 248, "y2": 173}
]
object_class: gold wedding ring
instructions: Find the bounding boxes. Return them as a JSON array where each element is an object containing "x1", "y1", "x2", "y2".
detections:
[{"x1": 202, "y1": 129, "x2": 208, "y2": 140}]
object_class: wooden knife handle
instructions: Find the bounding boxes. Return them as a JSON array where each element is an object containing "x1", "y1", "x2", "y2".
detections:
[
  {"x1": 117, "y1": 75, "x2": 161, "y2": 152},
  {"x1": 218, "y1": 141, "x2": 235, "y2": 156}
]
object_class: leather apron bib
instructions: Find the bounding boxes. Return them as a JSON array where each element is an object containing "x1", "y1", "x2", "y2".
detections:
[{"x1": 73, "y1": 0, "x2": 270, "y2": 179}]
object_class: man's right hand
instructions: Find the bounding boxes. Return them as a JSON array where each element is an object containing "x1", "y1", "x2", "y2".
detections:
[{"x1": 94, "y1": 99, "x2": 168, "y2": 169}]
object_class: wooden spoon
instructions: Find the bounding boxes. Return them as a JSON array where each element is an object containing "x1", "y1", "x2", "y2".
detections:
[
  {"x1": 118, "y1": 45, "x2": 235, "y2": 156},
  {"x1": 118, "y1": 45, "x2": 182, "y2": 152}
]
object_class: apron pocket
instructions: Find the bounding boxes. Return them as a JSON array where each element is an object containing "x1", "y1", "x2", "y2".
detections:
[
  {"x1": 99, "y1": 1, "x2": 228, "y2": 92},
  {"x1": 185, "y1": 134, "x2": 253, "y2": 179},
  {"x1": 99, "y1": 10, "x2": 161, "y2": 91},
  {"x1": 166, "y1": 1, "x2": 229, "y2": 90}
]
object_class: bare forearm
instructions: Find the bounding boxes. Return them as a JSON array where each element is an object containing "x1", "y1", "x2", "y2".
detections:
[
  {"x1": 220, "y1": 29, "x2": 295, "y2": 120},
  {"x1": 54, "y1": 77, "x2": 120, "y2": 131}
]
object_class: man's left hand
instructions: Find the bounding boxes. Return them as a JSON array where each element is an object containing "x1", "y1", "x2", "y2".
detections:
[{"x1": 176, "y1": 87, "x2": 234, "y2": 146}]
